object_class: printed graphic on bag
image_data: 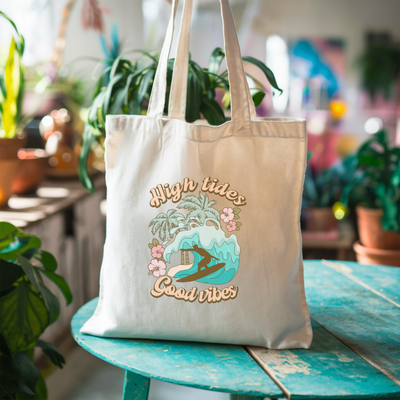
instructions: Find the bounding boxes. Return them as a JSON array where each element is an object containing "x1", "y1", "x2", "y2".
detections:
[{"x1": 147, "y1": 177, "x2": 246, "y2": 304}]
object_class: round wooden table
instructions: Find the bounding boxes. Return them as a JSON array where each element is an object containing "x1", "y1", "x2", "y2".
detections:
[{"x1": 71, "y1": 260, "x2": 400, "y2": 399}]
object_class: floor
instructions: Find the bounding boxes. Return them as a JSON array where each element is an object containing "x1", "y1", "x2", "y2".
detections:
[{"x1": 46, "y1": 343, "x2": 230, "y2": 400}]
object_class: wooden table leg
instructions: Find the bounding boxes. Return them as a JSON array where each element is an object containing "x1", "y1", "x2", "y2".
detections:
[{"x1": 122, "y1": 370, "x2": 150, "y2": 400}]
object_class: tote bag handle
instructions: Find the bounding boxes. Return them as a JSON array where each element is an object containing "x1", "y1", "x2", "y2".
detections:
[{"x1": 147, "y1": 0, "x2": 255, "y2": 136}]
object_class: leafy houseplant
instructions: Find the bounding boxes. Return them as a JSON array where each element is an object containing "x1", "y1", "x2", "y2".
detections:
[
  {"x1": 0, "y1": 222, "x2": 72, "y2": 399},
  {"x1": 0, "y1": 12, "x2": 27, "y2": 207},
  {"x1": 79, "y1": 48, "x2": 282, "y2": 192},
  {"x1": 341, "y1": 130, "x2": 400, "y2": 265},
  {"x1": 302, "y1": 157, "x2": 356, "y2": 231}
]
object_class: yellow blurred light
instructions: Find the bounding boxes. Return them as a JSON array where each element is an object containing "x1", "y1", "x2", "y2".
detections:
[
  {"x1": 332, "y1": 201, "x2": 348, "y2": 220},
  {"x1": 330, "y1": 100, "x2": 347, "y2": 119}
]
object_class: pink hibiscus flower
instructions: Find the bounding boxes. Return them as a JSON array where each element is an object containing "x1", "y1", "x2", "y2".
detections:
[
  {"x1": 151, "y1": 244, "x2": 165, "y2": 259},
  {"x1": 227, "y1": 220, "x2": 237, "y2": 232},
  {"x1": 148, "y1": 259, "x2": 167, "y2": 277},
  {"x1": 221, "y1": 207, "x2": 234, "y2": 223}
]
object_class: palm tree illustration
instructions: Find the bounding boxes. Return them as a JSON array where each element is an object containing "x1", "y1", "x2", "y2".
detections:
[
  {"x1": 178, "y1": 192, "x2": 220, "y2": 228},
  {"x1": 148, "y1": 209, "x2": 186, "y2": 243}
]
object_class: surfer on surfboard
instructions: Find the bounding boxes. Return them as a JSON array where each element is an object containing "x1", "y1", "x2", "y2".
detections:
[{"x1": 186, "y1": 245, "x2": 219, "y2": 272}]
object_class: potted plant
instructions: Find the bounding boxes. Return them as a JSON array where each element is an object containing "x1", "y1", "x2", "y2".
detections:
[
  {"x1": 302, "y1": 157, "x2": 355, "y2": 232},
  {"x1": 0, "y1": 13, "x2": 27, "y2": 206},
  {"x1": 0, "y1": 13, "x2": 51, "y2": 200},
  {"x1": 0, "y1": 222, "x2": 72, "y2": 399},
  {"x1": 78, "y1": 48, "x2": 282, "y2": 192},
  {"x1": 341, "y1": 130, "x2": 400, "y2": 266}
]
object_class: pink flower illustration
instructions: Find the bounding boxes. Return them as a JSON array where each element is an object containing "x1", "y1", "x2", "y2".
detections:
[
  {"x1": 227, "y1": 220, "x2": 237, "y2": 232},
  {"x1": 221, "y1": 207, "x2": 234, "y2": 223},
  {"x1": 151, "y1": 244, "x2": 165, "y2": 259},
  {"x1": 148, "y1": 259, "x2": 166, "y2": 277}
]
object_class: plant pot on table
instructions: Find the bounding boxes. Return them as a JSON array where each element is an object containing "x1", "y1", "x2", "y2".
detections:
[
  {"x1": 354, "y1": 205, "x2": 400, "y2": 267},
  {"x1": 11, "y1": 149, "x2": 51, "y2": 194},
  {"x1": 0, "y1": 136, "x2": 26, "y2": 207},
  {"x1": 303, "y1": 207, "x2": 338, "y2": 232}
]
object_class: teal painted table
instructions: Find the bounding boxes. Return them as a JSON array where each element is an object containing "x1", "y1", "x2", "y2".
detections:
[{"x1": 71, "y1": 260, "x2": 400, "y2": 399}]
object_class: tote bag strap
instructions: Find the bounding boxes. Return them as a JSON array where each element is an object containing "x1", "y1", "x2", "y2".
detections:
[
  {"x1": 147, "y1": 0, "x2": 254, "y2": 136},
  {"x1": 147, "y1": 0, "x2": 179, "y2": 119},
  {"x1": 168, "y1": 0, "x2": 256, "y2": 129}
]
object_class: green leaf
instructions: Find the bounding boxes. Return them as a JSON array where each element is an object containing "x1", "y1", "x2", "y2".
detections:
[
  {"x1": 35, "y1": 340, "x2": 65, "y2": 369},
  {"x1": 0, "y1": 236, "x2": 41, "y2": 261},
  {"x1": 190, "y1": 60, "x2": 210, "y2": 93},
  {"x1": 33, "y1": 372, "x2": 47, "y2": 400},
  {"x1": 209, "y1": 47, "x2": 225, "y2": 75},
  {"x1": 0, "y1": 259, "x2": 24, "y2": 292},
  {"x1": 40, "y1": 270, "x2": 72, "y2": 306},
  {"x1": 0, "y1": 332, "x2": 11, "y2": 359},
  {"x1": 17, "y1": 255, "x2": 40, "y2": 294},
  {"x1": 0, "y1": 222, "x2": 18, "y2": 239},
  {"x1": 92, "y1": 66, "x2": 112, "y2": 100},
  {"x1": 152, "y1": 238, "x2": 159, "y2": 246},
  {"x1": 185, "y1": 74, "x2": 202, "y2": 122},
  {"x1": 242, "y1": 56, "x2": 283, "y2": 94},
  {"x1": 233, "y1": 215, "x2": 240, "y2": 220},
  {"x1": 137, "y1": 68, "x2": 155, "y2": 104},
  {"x1": 34, "y1": 270, "x2": 60, "y2": 324},
  {"x1": 13, "y1": 352, "x2": 39, "y2": 396},
  {"x1": 78, "y1": 124, "x2": 96, "y2": 193},
  {"x1": 233, "y1": 208, "x2": 241, "y2": 214},
  {"x1": 36, "y1": 251, "x2": 57, "y2": 272},
  {"x1": 108, "y1": 88, "x2": 126, "y2": 115},
  {"x1": 148, "y1": 243, "x2": 154, "y2": 249},
  {"x1": 251, "y1": 91, "x2": 265, "y2": 107},
  {"x1": 0, "y1": 280, "x2": 48, "y2": 355},
  {"x1": 200, "y1": 97, "x2": 226, "y2": 126},
  {"x1": 236, "y1": 222, "x2": 242, "y2": 228}
]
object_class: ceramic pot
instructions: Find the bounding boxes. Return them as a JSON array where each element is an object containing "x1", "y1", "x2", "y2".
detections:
[
  {"x1": 353, "y1": 241, "x2": 400, "y2": 267},
  {"x1": 303, "y1": 207, "x2": 337, "y2": 232},
  {"x1": 11, "y1": 149, "x2": 50, "y2": 194},
  {"x1": 0, "y1": 136, "x2": 26, "y2": 207},
  {"x1": 356, "y1": 206, "x2": 400, "y2": 250}
]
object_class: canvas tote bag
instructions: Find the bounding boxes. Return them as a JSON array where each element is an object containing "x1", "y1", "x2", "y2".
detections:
[{"x1": 81, "y1": 0, "x2": 313, "y2": 349}]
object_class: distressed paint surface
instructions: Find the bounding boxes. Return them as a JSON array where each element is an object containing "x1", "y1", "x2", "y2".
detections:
[
  {"x1": 71, "y1": 298, "x2": 282, "y2": 398},
  {"x1": 321, "y1": 260, "x2": 399, "y2": 305},
  {"x1": 123, "y1": 371, "x2": 150, "y2": 400},
  {"x1": 248, "y1": 320, "x2": 400, "y2": 399},
  {"x1": 304, "y1": 260, "x2": 400, "y2": 386}
]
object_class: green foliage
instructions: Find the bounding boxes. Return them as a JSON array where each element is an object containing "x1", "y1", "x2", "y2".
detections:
[
  {"x1": 0, "y1": 12, "x2": 25, "y2": 138},
  {"x1": 0, "y1": 222, "x2": 71, "y2": 399},
  {"x1": 79, "y1": 48, "x2": 282, "y2": 192},
  {"x1": 359, "y1": 35, "x2": 400, "y2": 101},
  {"x1": 341, "y1": 130, "x2": 400, "y2": 233},
  {"x1": 303, "y1": 156, "x2": 357, "y2": 208}
]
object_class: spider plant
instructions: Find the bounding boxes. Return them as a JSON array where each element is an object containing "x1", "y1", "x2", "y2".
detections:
[{"x1": 79, "y1": 48, "x2": 282, "y2": 192}]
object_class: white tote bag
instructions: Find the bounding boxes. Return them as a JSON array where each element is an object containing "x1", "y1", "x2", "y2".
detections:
[{"x1": 81, "y1": 0, "x2": 312, "y2": 349}]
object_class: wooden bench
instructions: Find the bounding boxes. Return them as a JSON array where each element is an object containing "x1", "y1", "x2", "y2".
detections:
[{"x1": 71, "y1": 260, "x2": 400, "y2": 399}]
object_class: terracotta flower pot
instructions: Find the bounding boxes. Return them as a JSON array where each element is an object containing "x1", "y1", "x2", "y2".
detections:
[
  {"x1": 356, "y1": 205, "x2": 400, "y2": 250},
  {"x1": 303, "y1": 207, "x2": 337, "y2": 232},
  {"x1": 11, "y1": 149, "x2": 50, "y2": 195},
  {"x1": 353, "y1": 240, "x2": 400, "y2": 267},
  {"x1": 0, "y1": 136, "x2": 26, "y2": 207}
]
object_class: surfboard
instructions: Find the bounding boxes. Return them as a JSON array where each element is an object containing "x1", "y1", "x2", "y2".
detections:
[{"x1": 176, "y1": 263, "x2": 226, "y2": 283}]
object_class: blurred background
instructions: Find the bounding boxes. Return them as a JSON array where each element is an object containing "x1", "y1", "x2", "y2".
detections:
[{"x1": 0, "y1": 0, "x2": 399, "y2": 399}]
